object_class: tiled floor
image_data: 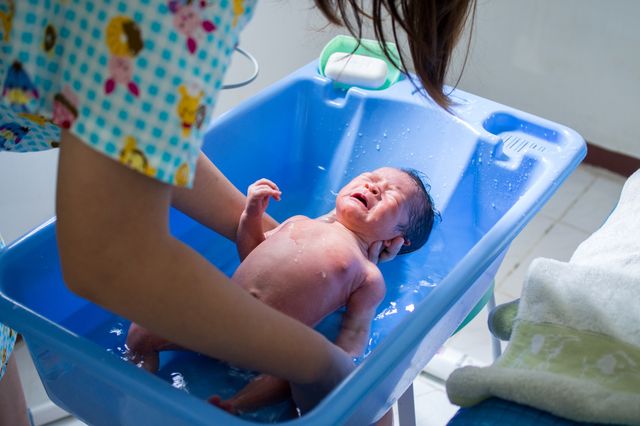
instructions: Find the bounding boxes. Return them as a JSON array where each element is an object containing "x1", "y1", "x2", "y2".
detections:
[{"x1": 13, "y1": 164, "x2": 628, "y2": 425}]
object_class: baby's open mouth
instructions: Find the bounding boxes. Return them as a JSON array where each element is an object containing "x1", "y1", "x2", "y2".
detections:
[{"x1": 352, "y1": 193, "x2": 368, "y2": 208}]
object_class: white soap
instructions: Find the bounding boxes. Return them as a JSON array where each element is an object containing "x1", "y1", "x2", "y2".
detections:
[{"x1": 324, "y1": 52, "x2": 388, "y2": 89}]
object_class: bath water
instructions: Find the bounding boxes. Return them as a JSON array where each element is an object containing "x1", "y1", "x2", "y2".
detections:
[{"x1": 57, "y1": 199, "x2": 475, "y2": 424}]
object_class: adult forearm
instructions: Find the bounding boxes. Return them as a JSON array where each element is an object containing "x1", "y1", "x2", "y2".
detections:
[
  {"x1": 171, "y1": 153, "x2": 278, "y2": 240},
  {"x1": 335, "y1": 328, "x2": 368, "y2": 358},
  {"x1": 56, "y1": 133, "x2": 338, "y2": 384},
  {"x1": 78, "y1": 231, "x2": 338, "y2": 383}
]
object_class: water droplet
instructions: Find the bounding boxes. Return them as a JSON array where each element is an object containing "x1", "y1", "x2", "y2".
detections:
[
  {"x1": 171, "y1": 372, "x2": 189, "y2": 392},
  {"x1": 376, "y1": 144, "x2": 380, "y2": 151},
  {"x1": 418, "y1": 279, "x2": 436, "y2": 288},
  {"x1": 317, "y1": 165, "x2": 326, "y2": 171},
  {"x1": 383, "y1": 131, "x2": 388, "y2": 138},
  {"x1": 358, "y1": 132, "x2": 362, "y2": 137}
]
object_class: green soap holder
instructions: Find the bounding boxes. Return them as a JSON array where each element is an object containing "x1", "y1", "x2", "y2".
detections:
[{"x1": 319, "y1": 35, "x2": 402, "y2": 90}]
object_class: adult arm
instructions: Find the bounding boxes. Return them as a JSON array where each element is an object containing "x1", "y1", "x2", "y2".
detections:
[{"x1": 56, "y1": 131, "x2": 353, "y2": 407}]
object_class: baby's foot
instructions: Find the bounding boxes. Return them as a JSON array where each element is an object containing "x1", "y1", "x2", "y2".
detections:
[{"x1": 208, "y1": 395, "x2": 236, "y2": 414}]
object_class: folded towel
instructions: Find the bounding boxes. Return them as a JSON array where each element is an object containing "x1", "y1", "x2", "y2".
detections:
[{"x1": 446, "y1": 169, "x2": 640, "y2": 425}]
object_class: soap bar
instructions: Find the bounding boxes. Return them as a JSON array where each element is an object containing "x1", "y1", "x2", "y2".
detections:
[{"x1": 324, "y1": 52, "x2": 388, "y2": 89}]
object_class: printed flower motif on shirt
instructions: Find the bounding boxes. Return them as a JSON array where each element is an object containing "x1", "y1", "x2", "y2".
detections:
[
  {"x1": 42, "y1": 23, "x2": 57, "y2": 55},
  {"x1": 176, "y1": 84, "x2": 204, "y2": 137},
  {"x1": 119, "y1": 136, "x2": 157, "y2": 177},
  {"x1": 104, "y1": 15, "x2": 143, "y2": 96},
  {"x1": 0, "y1": 0, "x2": 13, "y2": 42},
  {"x1": 174, "y1": 162, "x2": 190, "y2": 187},
  {"x1": 0, "y1": 122, "x2": 29, "y2": 150},
  {"x1": 52, "y1": 85, "x2": 79, "y2": 129},
  {"x1": 168, "y1": 0, "x2": 216, "y2": 54},
  {"x1": 194, "y1": 104, "x2": 207, "y2": 130},
  {"x1": 232, "y1": 0, "x2": 244, "y2": 27},
  {"x1": 18, "y1": 112, "x2": 52, "y2": 126},
  {"x1": 2, "y1": 61, "x2": 39, "y2": 112}
]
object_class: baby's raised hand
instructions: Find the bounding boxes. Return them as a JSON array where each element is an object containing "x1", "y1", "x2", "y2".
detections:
[{"x1": 244, "y1": 178, "x2": 281, "y2": 217}]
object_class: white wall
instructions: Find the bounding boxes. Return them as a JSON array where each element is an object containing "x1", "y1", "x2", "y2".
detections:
[
  {"x1": 216, "y1": 1, "x2": 338, "y2": 115},
  {"x1": 447, "y1": 0, "x2": 640, "y2": 158}
]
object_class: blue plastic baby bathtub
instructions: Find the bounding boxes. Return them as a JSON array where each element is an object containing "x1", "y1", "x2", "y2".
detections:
[{"x1": 0, "y1": 61, "x2": 585, "y2": 425}]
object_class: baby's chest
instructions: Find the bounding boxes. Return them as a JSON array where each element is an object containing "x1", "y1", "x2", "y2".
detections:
[{"x1": 292, "y1": 240, "x2": 363, "y2": 280}]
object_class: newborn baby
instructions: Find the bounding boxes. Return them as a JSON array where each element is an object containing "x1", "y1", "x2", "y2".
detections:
[{"x1": 127, "y1": 167, "x2": 436, "y2": 414}]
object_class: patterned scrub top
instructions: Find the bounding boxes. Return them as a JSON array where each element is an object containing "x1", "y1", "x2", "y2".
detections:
[
  {"x1": 0, "y1": 0, "x2": 257, "y2": 381},
  {"x1": 1, "y1": 0, "x2": 256, "y2": 186}
]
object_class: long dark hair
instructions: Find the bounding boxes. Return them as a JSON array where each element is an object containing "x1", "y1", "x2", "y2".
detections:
[{"x1": 313, "y1": 0, "x2": 476, "y2": 112}]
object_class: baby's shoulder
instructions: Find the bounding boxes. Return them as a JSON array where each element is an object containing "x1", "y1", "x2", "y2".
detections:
[{"x1": 285, "y1": 215, "x2": 311, "y2": 223}]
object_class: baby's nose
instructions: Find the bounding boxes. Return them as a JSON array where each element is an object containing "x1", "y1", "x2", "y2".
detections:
[{"x1": 365, "y1": 183, "x2": 380, "y2": 196}]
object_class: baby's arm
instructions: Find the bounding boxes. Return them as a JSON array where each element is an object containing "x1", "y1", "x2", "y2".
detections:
[
  {"x1": 237, "y1": 179, "x2": 281, "y2": 261},
  {"x1": 335, "y1": 265, "x2": 386, "y2": 357}
]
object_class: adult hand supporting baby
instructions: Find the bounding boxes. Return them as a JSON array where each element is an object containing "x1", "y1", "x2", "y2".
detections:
[
  {"x1": 289, "y1": 343, "x2": 355, "y2": 414},
  {"x1": 368, "y1": 237, "x2": 405, "y2": 264}
]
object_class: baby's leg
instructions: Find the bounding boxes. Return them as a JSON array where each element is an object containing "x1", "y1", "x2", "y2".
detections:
[
  {"x1": 126, "y1": 323, "x2": 184, "y2": 372},
  {"x1": 210, "y1": 374, "x2": 291, "y2": 414}
]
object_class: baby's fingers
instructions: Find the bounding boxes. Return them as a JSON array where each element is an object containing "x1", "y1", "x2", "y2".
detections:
[
  {"x1": 367, "y1": 241, "x2": 384, "y2": 264},
  {"x1": 250, "y1": 178, "x2": 280, "y2": 193},
  {"x1": 250, "y1": 185, "x2": 282, "y2": 201},
  {"x1": 248, "y1": 179, "x2": 282, "y2": 201},
  {"x1": 379, "y1": 236, "x2": 405, "y2": 263}
]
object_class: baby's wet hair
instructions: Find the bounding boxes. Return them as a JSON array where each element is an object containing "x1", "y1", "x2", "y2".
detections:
[{"x1": 397, "y1": 168, "x2": 439, "y2": 255}]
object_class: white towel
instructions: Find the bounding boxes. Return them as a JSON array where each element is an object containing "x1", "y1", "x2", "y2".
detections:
[{"x1": 446, "y1": 169, "x2": 640, "y2": 425}]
